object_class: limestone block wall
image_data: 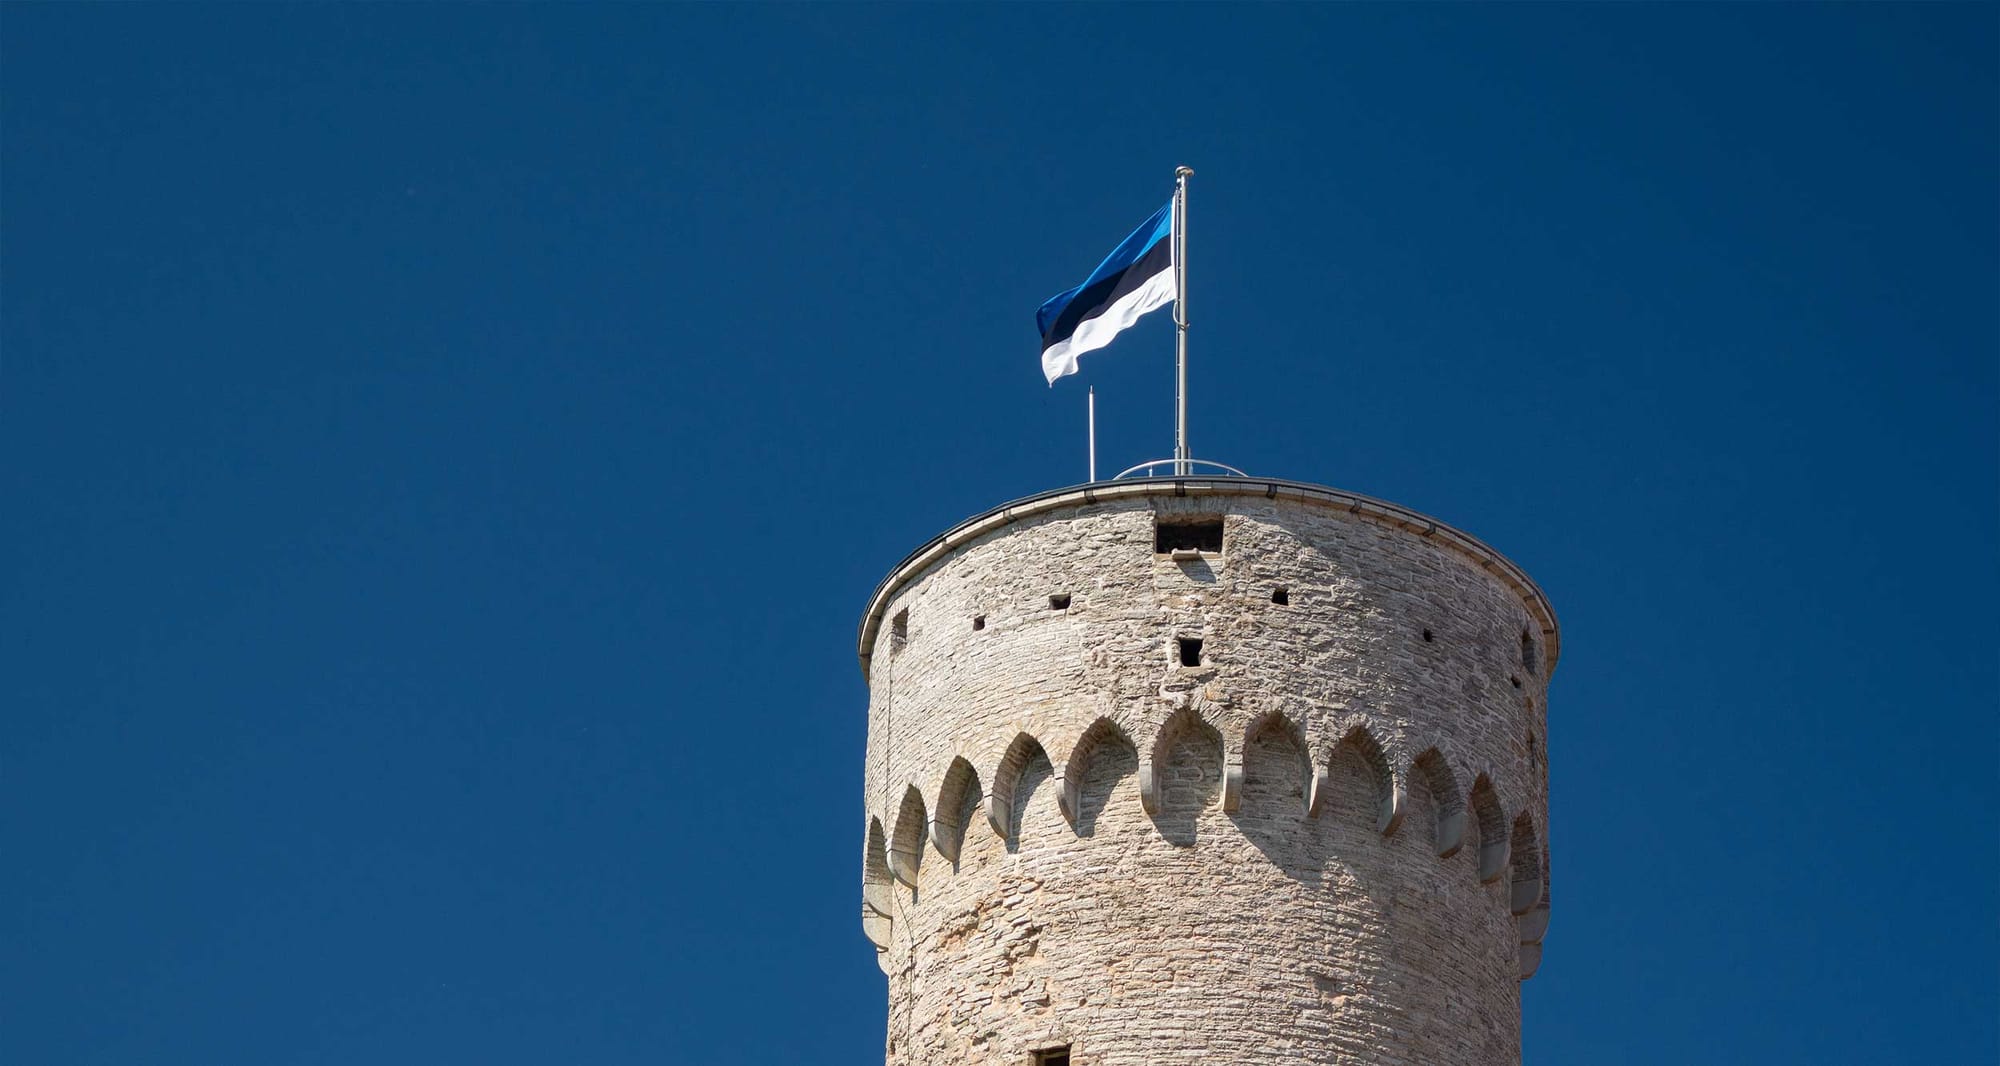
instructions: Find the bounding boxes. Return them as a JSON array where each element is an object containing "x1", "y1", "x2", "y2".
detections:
[{"x1": 855, "y1": 479, "x2": 1558, "y2": 1066}]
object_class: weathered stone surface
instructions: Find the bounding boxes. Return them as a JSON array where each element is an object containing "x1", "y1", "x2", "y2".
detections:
[{"x1": 855, "y1": 481, "x2": 1556, "y2": 1065}]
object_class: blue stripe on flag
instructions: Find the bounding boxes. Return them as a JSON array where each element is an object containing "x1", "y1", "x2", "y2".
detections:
[{"x1": 1037, "y1": 201, "x2": 1174, "y2": 343}]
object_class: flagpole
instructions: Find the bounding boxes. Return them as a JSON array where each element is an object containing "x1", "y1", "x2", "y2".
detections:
[
  {"x1": 1088, "y1": 386, "x2": 1097, "y2": 482},
  {"x1": 1173, "y1": 166, "x2": 1192, "y2": 476}
]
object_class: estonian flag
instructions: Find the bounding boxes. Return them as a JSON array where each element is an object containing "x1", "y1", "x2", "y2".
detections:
[{"x1": 1037, "y1": 201, "x2": 1176, "y2": 385}]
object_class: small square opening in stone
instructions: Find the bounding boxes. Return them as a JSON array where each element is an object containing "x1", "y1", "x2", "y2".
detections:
[
  {"x1": 1271, "y1": 587, "x2": 1290, "y2": 605},
  {"x1": 1177, "y1": 637, "x2": 1203, "y2": 667},
  {"x1": 1033, "y1": 1048, "x2": 1071, "y2": 1066},
  {"x1": 1048, "y1": 594, "x2": 1071, "y2": 611},
  {"x1": 1154, "y1": 516, "x2": 1224, "y2": 554},
  {"x1": 972, "y1": 615, "x2": 986, "y2": 631}
]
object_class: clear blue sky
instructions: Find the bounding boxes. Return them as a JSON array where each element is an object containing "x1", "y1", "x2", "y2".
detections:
[{"x1": 4, "y1": 5, "x2": 1994, "y2": 1064}]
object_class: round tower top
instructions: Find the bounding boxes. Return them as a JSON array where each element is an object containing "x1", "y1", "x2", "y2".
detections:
[{"x1": 856, "y1": 475, "x2": 1559, "y2": 681}]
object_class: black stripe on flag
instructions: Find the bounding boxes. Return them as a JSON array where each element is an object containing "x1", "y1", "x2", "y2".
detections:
[{"x1": 1040, "y1": 234, "x2": 1173, "y2": 353}]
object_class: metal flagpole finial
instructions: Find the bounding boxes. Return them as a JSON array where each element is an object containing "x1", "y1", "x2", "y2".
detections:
[{"x1": 1176, "y1": 165, "x2": 1194, "y2": 178}]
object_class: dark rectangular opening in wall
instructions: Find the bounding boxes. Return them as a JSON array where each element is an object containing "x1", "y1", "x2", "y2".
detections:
[
  {"x1": 972, "y1": 615, "x2": 986, "y2": 631},
  {"x1": 1271, "y1": 587, "x2": 1289, "y2": 605},
  {"x1": 1048, "y1": 594, "x2": 1071, "y2": 611},
  {"x1": 1177, "y1": 637, "x2": 1203, "y2": 667},
  {"x1": 1034, "y1": 1049, "x2": 1071, "y2": 1066},
  {"x1": 1154, "y1": 516, "x2": 1224, "y2": 554}
]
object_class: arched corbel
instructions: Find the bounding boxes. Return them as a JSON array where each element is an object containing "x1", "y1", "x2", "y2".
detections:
[
  {"x1": 1479, "y1": 833, "x2": 1511, "y2": 884},
  {"x1": 887, "y1": 785, "x2": 927, "y2": 887},
  {"x1": 863, "y1": 882, "x2": 894, "y2": 919},
  {"x1": 1508, "y1": 813, "x2": 1545, "y2": 915},
  {"x1": 861, "y1": 906, "x2": 891, "y2": 950},
  {"x1": 1306, "y1": 740, "x2": 1331, "y2": 817},
  {"x1": 1137, "y1": 758, "x2": 1161, "y2": 816},
  {"x1": 930, "y1": 820, "x2": 961, "y2": 865},
  {"x1": 1379, "y1": 777, "x2": 1406, "y2": 836},
  {"x1": 1221, "y1": 753, "x2": 1244, "y2": 812},
  {"x1": 1470, "y1": 773, "x2": 1510, "y2": 883},
  {"x1": 1518, "y1": 902, "x2": 1551, "y2": 944},
  {"x1": 1436, "y1": 808, "x2": 1467, "y2": 857},
  {"x1": 1510, "y1": 875, "x2": 1544, "y2": 916},
  {"x1": 985, "y1": 793, "x2": 1009, "y2": 841}
]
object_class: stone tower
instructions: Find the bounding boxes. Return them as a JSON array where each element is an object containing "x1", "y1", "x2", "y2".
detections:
[{"x1": 856, "y1": 476, "x2": 1556, "y2": 1065}]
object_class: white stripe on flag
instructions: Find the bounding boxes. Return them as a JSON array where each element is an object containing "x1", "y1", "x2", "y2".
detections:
[{"x1": 1040, "y1": 264, "x2": 1177, "y2": 385}]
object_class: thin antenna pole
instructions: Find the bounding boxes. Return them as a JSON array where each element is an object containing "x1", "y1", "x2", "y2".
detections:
[
  {"x1": 1087, "y1": 387, "x2": 1097, "y2": 482},
  {"x1": 1173, "y1": 166, "x2": 1192, "y2": 476}
]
